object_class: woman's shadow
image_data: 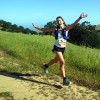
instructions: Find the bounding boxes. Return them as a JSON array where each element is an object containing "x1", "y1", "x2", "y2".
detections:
[{"x1": 0, "y1": 70, "x2": 63, "y2": 89}]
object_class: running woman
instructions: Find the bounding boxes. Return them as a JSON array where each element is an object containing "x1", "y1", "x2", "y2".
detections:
[{"x1": 32, "y1": 13, "x2": 88, "y2": 85}]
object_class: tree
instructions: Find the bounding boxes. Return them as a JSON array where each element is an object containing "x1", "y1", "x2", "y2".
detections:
[
  {"x1": 68, "y1": 21, "x2": 100, "y2": 48},
  {"x1": 0, "y1": 20, "x2": 6, "y2": 27},
  {"x1": 23, "y1": 28, "x2": 31, "y2": 34},
  {"x1": 10, "y1": 24, "x2": 19, "y2": 32},
  {"x1": 1, "y1": 21, "x2": 12, "y2": 31},
  {"x1": 44, "y1": 20, "x2": 57, "y2": 35},
  {"x1": 30, "y1": 30, "x2": 38, "y2": 35},
  {"x1": 18, "y1": 26, "x2": 25, "y2": 33}
]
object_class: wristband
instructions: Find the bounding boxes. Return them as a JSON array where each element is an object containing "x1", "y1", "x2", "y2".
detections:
[{"x1": 79, "y1": 16, "x2": 82, "y2": 19}]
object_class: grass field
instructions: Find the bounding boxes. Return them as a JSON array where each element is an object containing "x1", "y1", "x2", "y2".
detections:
[{"x1": 0, "y1": 30, "x2": 100, "y2": 89}]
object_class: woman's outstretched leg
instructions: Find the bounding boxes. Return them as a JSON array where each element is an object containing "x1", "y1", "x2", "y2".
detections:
[
  {"x1": 43, "y1": 54, "x2": 58, "y2": 73},
  {"x1": 47, "y1": 56, "x2": 58, "y2": 66}
]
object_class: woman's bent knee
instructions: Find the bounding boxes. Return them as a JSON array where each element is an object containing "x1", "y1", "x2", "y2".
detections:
[{"x1": 59, "y1": 60, "x2": 65, "y2": 65}]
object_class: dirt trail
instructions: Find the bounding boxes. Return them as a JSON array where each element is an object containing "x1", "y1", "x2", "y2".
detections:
[{"x1": 0, "y1": 71, "x2": 100, "y2": 100}]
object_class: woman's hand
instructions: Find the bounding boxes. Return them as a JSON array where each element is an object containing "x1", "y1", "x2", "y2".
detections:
[
  {"x1": 32, "y1": 23, "x2": 37, "y2": 28},
  {"x1": 80, "y1": 13, "x2": 88, "y2": 18}
]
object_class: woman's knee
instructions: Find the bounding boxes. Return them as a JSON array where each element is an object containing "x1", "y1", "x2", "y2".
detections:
[{"x1": 59, "y1": 59, "x2": 65, "y2": 65}]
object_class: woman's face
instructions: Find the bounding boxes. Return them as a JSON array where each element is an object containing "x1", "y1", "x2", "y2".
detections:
[{"x1": 57, "y1": 18, "x2": 64, "y2": 25}]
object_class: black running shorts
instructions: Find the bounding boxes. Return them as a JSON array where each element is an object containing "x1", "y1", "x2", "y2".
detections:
[{"x1": 52, "y1": 45, "x2": 65, "y2": 54}]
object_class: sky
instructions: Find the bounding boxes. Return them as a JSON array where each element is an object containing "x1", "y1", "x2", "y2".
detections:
[{"x1": 0, "y1": 0, "x2": 100, "y2": 30}]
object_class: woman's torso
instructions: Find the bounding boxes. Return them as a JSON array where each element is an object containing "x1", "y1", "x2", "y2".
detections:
[{"x1": 54, "y1": 29, "x2": 68, "y2": 48}]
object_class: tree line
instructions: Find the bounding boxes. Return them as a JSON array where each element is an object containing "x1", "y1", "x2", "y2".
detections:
[{"x1": 0, "y1": 20, "x2": 38, "y2": 35}]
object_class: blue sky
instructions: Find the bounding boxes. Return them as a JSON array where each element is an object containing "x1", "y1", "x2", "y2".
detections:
[{"x1": 0, "y1": 0, "x2": 100, "y2": 29}]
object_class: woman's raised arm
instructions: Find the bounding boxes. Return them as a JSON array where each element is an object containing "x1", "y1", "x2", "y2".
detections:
[
  {"x1": 67, "y1": 13, "x2": 88, "y2": 30},
  {"x1": 32, "y1": 23, "x2": 55, "y2": 32}
]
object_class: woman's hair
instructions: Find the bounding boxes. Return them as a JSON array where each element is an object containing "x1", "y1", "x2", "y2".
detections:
[{"x1": 56, "y1": 16, "x2": 67, "y2": 29}]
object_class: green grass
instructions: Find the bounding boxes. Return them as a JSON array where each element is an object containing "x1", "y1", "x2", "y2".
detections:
[{"x1": 0, "y1": 30, "x2": 100, "y2": 90}]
